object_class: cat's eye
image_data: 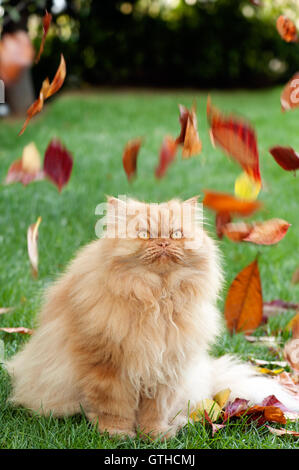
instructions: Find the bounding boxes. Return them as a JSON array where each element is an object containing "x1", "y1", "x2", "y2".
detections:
[
  {"x1": 171, "y1": 230, "x2": 183, "y2": 240},
  {"x1": 138, "y1": 230, "x2": 150, "y2": 240}
]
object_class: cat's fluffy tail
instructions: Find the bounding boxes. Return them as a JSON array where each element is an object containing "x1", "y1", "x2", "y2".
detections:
[{"x1": 210, "y1": 355, "x2": 299, "y2": 411}]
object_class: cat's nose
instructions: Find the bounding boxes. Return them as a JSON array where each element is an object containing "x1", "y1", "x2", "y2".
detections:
[{"x1": 157, "y1": 239, "x2": 170, "y2": 248}]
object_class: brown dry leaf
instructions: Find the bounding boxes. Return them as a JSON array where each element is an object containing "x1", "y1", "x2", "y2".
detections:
[
  {"x1": 155, "y1": 136, "x2": 178, "y2": 178},
  {"x1": 27, "y1": 216, "x2": 42, "y2": 278},
  {"x1": 292, "y1": 268, "x2": 299, "y2": 284},
  {"x1": 263, "y1": 300, "x2": 299, "y2": 320},
  {"x1": 266, "y1": 425, "x2": 299, "y2": 436},
  {"x1": 35, "y1": 10, "x2": 52, "y2": 64},
  {"x1": 280, "y1": 73, "x2": 299, "y2": 112},
  {"x1": 223, "y1": 219, "x2": 291, "y2": 245},
  {"x1": 222, "y1": 221, "x2": 252, "y2": 242},
  {"x1": 176, "y1": 103, "x2": 202, "y2": 158},
  {"x1": 0, "y1": 327, "x2": 33, "y2": 335},
  {"x1": 215, "y1": 212, "x2": 232, "y2": 239},
  {"x1": 0, "y1": 308, "x2": 14, "y2": 315},
  {"x1": 19, "y1": 54, "x2": 66, "y2": 135},
  {"x1": 122, "y1": 138, "x2": 142, "y2": 181},
  {"x1": 0, "y1": 31, "x2": 34, "y2": 85},
  {"x1": 224, "y1": 259, "x2": 263, "y2": 333}
]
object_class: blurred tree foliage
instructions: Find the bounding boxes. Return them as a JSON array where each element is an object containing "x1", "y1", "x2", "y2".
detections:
[{"x1": 2, "y1": 0, "x2": 299, "y2": 89}]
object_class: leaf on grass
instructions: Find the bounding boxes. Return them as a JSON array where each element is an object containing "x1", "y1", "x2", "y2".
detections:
[
  {"x1": 155, "y1": 136, "x2": 177, "y2": 178},
  {"x1": 280, "y1": 73, "x2": 299, "y2": 112},
  {"x1": 5, "y1": 142, "x2": 44, "y2": 186},
  {"x1": 0, "y1": 31, "x2": 34, "y2": 85},
  {"x1": 203, "y1": 190, "x2": 262, "y2": 217},
  {"x1": 234, "y1": 171, "x2": 261, "y2": 201},
  {"x1": 224, "y1": 396, "x2": 287, "y2": 426},
  {"x1": 122, "y1": 138, "x2": 142, "y2": 181},
  {"x1": 250, "y1": 358, "x2": 288, "y2": 368},
  {"x1": 275, "y1": 372, "x2": 299, "y2": 397},
  {"x1": 0, "y1": 327, "x2": 33, "y2": 335},
  {"x1": 27, "y1": 216, "x2": 42, "y2": 278},
  {"x1": 207, "y1": 96, "x2": 261, "y2": 182},
  {"x1": 215, "y1": 212, "x2": 232, "y2": 239},
  {"x1": 266, "y1": 425, "x2": 299, "y2": 436},
  {"x1": 0, "y1": 307, "x2": 14, "y2": 315},
  {"x1": 190, "y1": 399, "x2": 222, "y2": 423},
  {"x1": 276, "y1": 15, "x2": 298, "y2": 43},
  {"x1": 255, "y1": 366, "x2": 284, "y2": 376},
  {"x1": 213, "y1": 388, "x2": 231, "y2": 409},
  {"x1": 35, "y1": 10, "x2": 52, "y2": 64},
  {"x1": 245, "y1": 335, "x2": 280, "y2": 346},
  {"x1": 224, "y1": 259, "x2": 263, "y2": 333},
  {"x1": 223, "y1": 398, "x2": 249, "y2": 422},
  {"x1": 19, "y1": 54, "x2": 66, "y2": 135},
  {"x1": 288, "y1": 313, "x2": 299, "y2": 339},
  {"x1": 43, "y1": 139, "x2": 73, "y2": 191},
  {"x1": 203, "y1": 411, "x2": 226, "y2": 437},
  {"x1": 269, "y1": 146, "x2": 299, "y2": 172}
]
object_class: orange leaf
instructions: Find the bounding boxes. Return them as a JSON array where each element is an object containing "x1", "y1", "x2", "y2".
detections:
[
  {"x1": 35, "y1": 10, "x2": 52, "y2": 64},
  {"x1": 222, "y1": 221, "x2": 252, "y2": 242},
  {"x1": 155, "y1": 136, "x2": 178, "y2": 178},
  {"x1": 280, "y1": 73, "x2": 299, "y2": 112},
  {"x1": 276, "y1": 15, "x2": 298, "y2": 43},
  {"x1": 207, "y1": 96, "x2": 261, "y2": 182},
  {"x1": 0, "y1": 327, "x2": 33, "y2": 335},
  {"x1": 5, "y1": 143, "x2": 44, "y2": 185},
  {"x1": 19, "y1": 55, "x2": 66, "y2": 135},
  {"x1": 122, "y1": 138, "x2": 142, "y2": 181},
  {"x1": 224, "y1": 259, "x2": 263, "y2": 333},
  {"x1": 27, "y1": 216, "x2": 42, "y2": 278},
  {"x1": 203, "y1": 190, "x2": 262, "y2": 217},
  {"x1": 182, "y1": 105, "x2": 202, "y2": 158},
  {"x1": 243, "y1": 218, "x2": 291, "y2": 245}
]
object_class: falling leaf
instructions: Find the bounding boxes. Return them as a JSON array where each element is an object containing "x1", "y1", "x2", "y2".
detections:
[
  {"x1": 224, "y1": 259, "x2": 263, "y2": 333},
  {"x1": 190, "y1": 399, "x2": 222, "y2": 422},
  {"x1": 276, "y1": 15, "x2": 298, "y2": 43},
  {"x1": 0, "y1": 308, "x2": 14, "y2": 315},
  {"x1": 207, "y1": 96, "x2": 261, "y2": 182},
  {"x1": 266, "y1": 425, "x2": 299, "y2": 437},
  {"x1": 292, "y1": 268, "x2": 299, "y2": 284},
  {"x1": 0, "y1": 327, "x2": 33, "y2": 335},
  {"x1": 35, "y1": 10, "x2": 52, "y2": 64},
  {"x1": 122, "y1": 138, "x2": 142, "y2": 181},
  {"x1": 269, "y1": 146, "x2": 299, "y2": 172},
  {"x1": 213, "y1": 388, "x2": 231, "y2": 409},
  {"x1": 234, "y1": 171, "x2": 261, "y2": 201},
  {"x1": 243, "y1": 218, "x2": 291, "y2": 245},
  {"x1": 203, "y1": 190, "x2": 262, "y2": 217},
  {"x1": 43, "y1": 139, "x2": 73, "y2": 191},
  {"x1": 222, "y1": 221, "x2": 252, "y2": 242},
  {"x1": 215, "y1": 212, "x2": 232, "y2": 239},
  {"x1": 155, "y1": 136, "x2": 177, "y2": 178},
  {"x1": 176, "y1": 103, "x2": 202, "y2": 158},
  {"x1": 27, "y1": 216, "x2": 42, "y2": 278},
  {"x1": 5, "y1": 142, "x2": 44, "y2": 186},
  {"x1": 0, "y1": 31, "x2": 34, "y2": 85},
  {"x1": 280, "y1": 73, "x2": 299, "y2": 112},
  {"x1": 176, "y1": 104, "x2": 189, "y2": 145},
  {"x1": 19, "y1": 54, "x2": 66, "y2": 135}
]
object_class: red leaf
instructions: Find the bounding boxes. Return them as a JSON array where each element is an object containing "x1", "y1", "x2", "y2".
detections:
[
  {"x1": 155, "y1": 136, "x2": 178, "y2": 178},
  {"x1": 207, "y1": 96, "x2": 261, "y2": 182},
  {"x1": 122, "y1": 138, "x2": 142, "y2": 181},
  {"x1": 203, "y1": 411, "x2": 226, "y2": 437},
  {"x1": 215, "y1": 212, "x2": 232, "y2": 239},
  {"x1": 276, "y1": 15, "x2": 298, "y2": 43},
  {"x1": 280, "y1": 74, "x2": 299, "y2": 112},
  {"x1": 0, "y1": 327, "x2": 33, "y2": 335},
  {"x1": 35, "y1": 10, "x2": 52, "y2": 64},
  {"x1": 203, "y1": 190, "x2": 262, "y2": 217},
  {"x1": 19, "y1": 54, "x2": 66, "y2": 135},
  {"x1": 223, "y1": 398, "x2": 249, "y2": 422},
  {"x1": 43, "y1": 139, "x2": 73, "y2": 191},
  {"x1": 269, "y1": 146, "x2": 299, "y2": 172}
]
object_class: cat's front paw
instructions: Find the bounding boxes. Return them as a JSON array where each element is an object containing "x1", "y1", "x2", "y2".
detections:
[
  {"x1": 138, "y1": 422, "x2": 177, "y2": 441},
  {"x1": 88, "y1": 412, "x2": 136, "y2": 439}
]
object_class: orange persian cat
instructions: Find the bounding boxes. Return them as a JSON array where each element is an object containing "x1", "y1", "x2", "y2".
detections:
[{"x1": 6, "y1": 196, "x2": 299, "y2": 438}]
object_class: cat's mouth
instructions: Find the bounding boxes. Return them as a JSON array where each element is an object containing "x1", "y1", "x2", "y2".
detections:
[{"x1": 139, "y1": 247, "x2": 184, "y2": 265}]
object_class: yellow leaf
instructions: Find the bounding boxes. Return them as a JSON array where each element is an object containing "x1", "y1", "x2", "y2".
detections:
[
  {"x1": 213, "y1": 388, "x2": 231, "y2": 409},
  {"x1": 22, "y1": 142, "x2": 41, "y2": 173},
  {"x1": 234, "y1": 171, "x2": 261, "y2": 201},
  {"x1": 189, "y1": 399, "x2": 222, "y2": 423},
  {"x1": 255, "y1": 366, "x2": 284, "y2": 376}
]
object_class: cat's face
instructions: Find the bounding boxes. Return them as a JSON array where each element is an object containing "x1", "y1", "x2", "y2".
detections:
[{"x1": 102, "y1": 197, "x2": 205, "y2": 272}]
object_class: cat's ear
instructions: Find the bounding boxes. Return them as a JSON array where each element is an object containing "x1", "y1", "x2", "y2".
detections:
[
  {"x1": 184, "y1": 195, "x2": 200, "y2": 206},
  {"x1": 106, "y1": 195, "x2": 127, "y2": 208}
]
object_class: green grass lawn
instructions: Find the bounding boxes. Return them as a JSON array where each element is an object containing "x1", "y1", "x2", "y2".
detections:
[{"x1": 0, "y1": 88, "x2": 299, "y2": 449}]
